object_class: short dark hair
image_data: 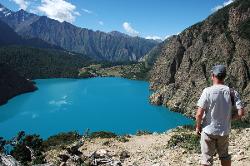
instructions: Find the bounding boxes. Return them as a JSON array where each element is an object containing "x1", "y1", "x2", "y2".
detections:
[{"x1": 215, "y1": 73, "x2": 226, "y2": 81}]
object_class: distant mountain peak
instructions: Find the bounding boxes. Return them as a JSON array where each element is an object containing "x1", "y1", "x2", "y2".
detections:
[
  {"x1": 109, "y1": 31, "x2": 130, "y2": 38},
  {"x1": 0, "y1": 3, "x2": 13, "y2": 17}
]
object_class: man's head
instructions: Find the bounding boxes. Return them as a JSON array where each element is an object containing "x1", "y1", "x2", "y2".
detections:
[{"x1": 211, "y1": 65, "x2": 226, "y2": 84}]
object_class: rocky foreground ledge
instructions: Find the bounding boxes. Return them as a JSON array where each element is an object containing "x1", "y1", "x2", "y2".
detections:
[
  {"x1": 2, "y1": 127, "x2": 249, "y2": 166},
  {"x1": 45, "y1": 128, "x2": 250, "y2": 166}
]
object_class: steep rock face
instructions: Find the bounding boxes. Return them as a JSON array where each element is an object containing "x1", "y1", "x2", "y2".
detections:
[
  {"x1": 0, "y1": 5, "x2": 157, "y2": 62},
  {"x1": 0, "y1": 63, "x2": 37, "y2": 105},
  {"x1": 149, "y1": 0, "x2": 250, "y2": 118},
  {"x1": 0, "y1": 19, "x2": 60, "y2": 49}
]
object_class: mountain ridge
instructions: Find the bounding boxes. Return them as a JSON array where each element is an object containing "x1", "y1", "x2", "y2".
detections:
[
  {"x1": 0, "y1": 4, "x2": 158, "y2": 62},
  {"x1": 0, "y1": 19, "x2": 62, "y2": 49}
]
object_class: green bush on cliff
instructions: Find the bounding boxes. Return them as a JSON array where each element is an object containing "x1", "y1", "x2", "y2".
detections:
[
  {"x1": 89, "y1": 131, "x2": 117, "y2": 139},
  {"x1": 232, "y1": 119, "x2": 250, "y2": 129},
  {"x1": 11, "y1": 144, "x2": 32, "y2": 165},
  {"x1": 136, "y1": 130, "x2": 152, "y2": 136},
  {"x1": 0, "y1": 137, "x2": 6, "y2": 153},
  {"x1": 167, "y1": 133, "x2": 200, "y2": 153},
  {"x1": 10, "y1": 134, "x2": 45, "y2": 165},
  {"x1": 43, "y1": 131, "x2": 80, "y2": 150}
]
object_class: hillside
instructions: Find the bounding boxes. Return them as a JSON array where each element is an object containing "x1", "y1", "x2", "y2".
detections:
[
  {"x1": 149, "y1": 0, "x2": 250, "y2": 120},
  {"x1": 0, "y1": 63, "x2": 37, "y2": 105},
  {"x1": 0, "y1": 46, "x2": 91, "y2": 79},
  {"x1": 0, "y1": 4, "x2": 158, "y2": 62}
]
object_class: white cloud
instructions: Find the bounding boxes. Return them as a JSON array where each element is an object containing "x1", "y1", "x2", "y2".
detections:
[
  {"x1": 82, "y1": 8, "x2": 93, "y2": 14},
  {"x1": 123, "y1": 22, "x2": 139, "y2": 36},
  {"x1": 146, "y1": 35, "x2": 162, "y2": 40},
  {"x1": 37, "y1": 0, "x2": 79, "y2": 23},
  {"x1": 74, "y1": 11, "x2": 81, "y2": 16},
  {"x1": 164, "y1": 35, "x2": 172, "y2": 39},
  {"x1": 0, "y1": 8, "x2": 4, "y2": 12},
  {"x1": 211, "y1": 0, "x2": 234, "y2": 12},
  {"x1": 99, "y1": 21, "x2": 104, "y2": 26},
  {"x1": 29, "y1": 8, "x2": 38, "y2": 14},
  {"x1": 12, "y1": 0, "x2": 29, "y2": 10}
]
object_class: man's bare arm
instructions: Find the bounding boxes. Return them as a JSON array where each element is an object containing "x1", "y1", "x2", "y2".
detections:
[
  {"x1": 232, "y1": 108, "x2": 245, "y2": 120},
  {"x1": 195, "y1": 107, "x2": 205, "y2": 135}
]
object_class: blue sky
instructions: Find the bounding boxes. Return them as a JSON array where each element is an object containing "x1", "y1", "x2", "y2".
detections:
[{"x1": 1, "y1": 0, "x2": 234, "y2": 40}]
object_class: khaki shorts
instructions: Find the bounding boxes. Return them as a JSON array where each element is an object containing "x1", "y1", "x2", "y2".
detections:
[{"x1": 200, "y1": 131, "x2": 231, "y2": 165}]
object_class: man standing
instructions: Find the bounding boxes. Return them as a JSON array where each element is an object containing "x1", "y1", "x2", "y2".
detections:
[{"x1": 196, "y1": 65, "x2": 245, "y2": 166}]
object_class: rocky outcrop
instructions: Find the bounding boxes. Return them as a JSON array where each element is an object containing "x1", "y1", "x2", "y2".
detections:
[
  {"x1": 42, "y1": 127, "x2": 250, "y2": 166},
  {"x1": 0, "y1": 63, "x2": 37, "y2": 105},
  {"x1": 0, "y1": 154, "x2": 21, "y2": 166},
  {"x1": 149, "y1": 0, "x2": 250, "y2": 118}
]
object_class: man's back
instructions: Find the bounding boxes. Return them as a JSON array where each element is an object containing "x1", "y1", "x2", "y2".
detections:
[
  {"x1": 197, "y1": 85, "x2": 232, "y2": 136},
  {"x1": 196, "y1": 65, "x2": 245, "y2": 166}
]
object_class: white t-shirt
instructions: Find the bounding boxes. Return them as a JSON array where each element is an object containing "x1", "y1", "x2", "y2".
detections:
[{"x1": 197, "y1": 84, "x2": 243, "y2": 136}]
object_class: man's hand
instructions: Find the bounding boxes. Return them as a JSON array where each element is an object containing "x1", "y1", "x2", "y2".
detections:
[
  {"x1": 232, "y1": 108, "x2": 245, "y2": 120},
  {"x1": 195, "y1": 126, "x2": 201, "y2": 136},
  {"x1": 196, "y1": 107, "x2": 205, "y2": 136}
]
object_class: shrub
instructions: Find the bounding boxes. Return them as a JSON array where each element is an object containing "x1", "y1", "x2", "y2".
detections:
[
  {"x1": 10, "y1": 134, "x2": 45, "y2": 165},
  {"x1": 136, "y1": 130, "x2": 152, "y2": 136},
  {"x1": 89, "y1": 131, "x2": 117, "y2": 139},
  {"x1": 167, "y1": 133, "x2": 200, "y2": 153},
  {"x1": 43, "y1": 131, "x2": 80, "y2": 150},
  {"x1": 0, "y1": 137, "x2": 6, "y2": 153},
  {"x1": 116, "y1": 136, "x2": 129, "y2": 143},
  {"x1": 232, "y1": 119, "x2": 250, "y2": 129},
  {"x1": 10, "y1": 144, "x2": 32, "y2": 164}
]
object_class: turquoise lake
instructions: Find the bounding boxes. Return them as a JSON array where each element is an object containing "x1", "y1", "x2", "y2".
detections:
[{"x1": 0, "y1": 77, "x2": 193, "y2": 139}]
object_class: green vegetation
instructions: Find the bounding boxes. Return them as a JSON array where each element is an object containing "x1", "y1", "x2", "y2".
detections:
[
  {"x1": 232, "y1": 119, "x2": 250, "y2": 129},
  {"x1": 209, "y1": 5, "x2": 230, "y2": 29},
  {"x1": 116, "y1": 136, "x2": 130, "y2": 143},
  {"x1": 10, "y1": 133, "x2": 45, "y2": 165},
  {"x1": 0, "y1": 137, "x2": 6, "y2": 153},
  {"x1": 167, "y1": 132, "x2": 200, "y2": 153},
  {"x1": 0, "y1": 46, "x2": 91, "y2": 79},
  {"x1": 79, "y1": 62, "x2": 151, "y2": 80},
  {"x1": 43, "y1": 131, "x2": 80, "y2": 150},
  {"x1": 122, "y1": 63, "x2": 151, "y2": 80},
  {"x1": 89, "y1": 131, "x2": 117, "y2": 139},
  {"x1": 136, "y1": 130, "x2": 152, "y2": 136}
]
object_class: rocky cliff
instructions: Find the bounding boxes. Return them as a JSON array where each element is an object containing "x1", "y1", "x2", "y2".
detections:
[
  {"x1": 149, "y1": 0, "x2": 250, "y2": 118},
  {"x1": 0, "y1": 63, "x2": 37, "y2": 105}
]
